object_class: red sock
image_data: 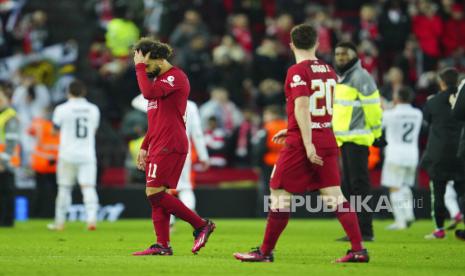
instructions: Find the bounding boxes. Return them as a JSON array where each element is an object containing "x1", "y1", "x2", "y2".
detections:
[
  {"x1": 260, "y1": 210, "x2": 290, "y2": 255},
  {"x1": 148, "y1": 192, "x2": 205, "y2": 229},
  {"x1": 152, "y1": 206, "x2": 170, "y2": 247},
  {"x1": 335, "y1": 201, "x2": 363, "y2": 251}
]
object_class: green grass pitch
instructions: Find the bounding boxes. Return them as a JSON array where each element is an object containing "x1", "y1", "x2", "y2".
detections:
[{"x1": 0, "y1": 219, "x2": 464, "y2": 275}]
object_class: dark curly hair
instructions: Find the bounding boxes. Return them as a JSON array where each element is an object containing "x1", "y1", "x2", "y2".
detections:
[{"x1": 133, "y1": 37, "x2": 173, "y2": 60}]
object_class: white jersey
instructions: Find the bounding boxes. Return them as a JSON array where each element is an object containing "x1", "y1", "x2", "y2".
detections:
[
  {"x1": 382, "y1": 104, "x2": 423, "y2": 167},
  {"x1": 53, "y1": 98, "x2": 100, "y2": 164}
]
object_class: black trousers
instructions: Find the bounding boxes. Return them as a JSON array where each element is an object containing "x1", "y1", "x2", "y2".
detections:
[
  {"x1": 0, "y1": 171, "x2": 15, "y2": 226},
  {"x1": 341, "y1": 143, "x2": 373, "y2": 237},
  {"x1": 430, "y1": 179, "x2": 465, "y2": 229},
  {"x1": 34, "y1": 173, "x2": 57, "y2": 218}
]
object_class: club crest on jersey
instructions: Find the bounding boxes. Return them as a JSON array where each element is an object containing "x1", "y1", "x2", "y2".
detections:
[
  {"x1": 290, "y1": 74, "x2": 307, "y2": 88},
  {"x1": 161, "y1": 75, "x2": 175, "y2": 87}
]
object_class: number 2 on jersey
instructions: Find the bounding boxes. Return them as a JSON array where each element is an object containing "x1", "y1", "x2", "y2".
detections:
[{"x1": 309, "y1": 79, "x2": 336, "y2": 116}]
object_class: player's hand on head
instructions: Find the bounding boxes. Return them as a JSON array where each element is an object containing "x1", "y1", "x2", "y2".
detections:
[
  {"x1": 134, "y1": 50, "x2": 151, "y2": 65},
  {"x1": 137, "y1": 149, "x2": 148, "y2": 171},
  {"x1": 306, "y1": 143, "x2": 323, "y2": 166},
  {"x1": 272, "y1": 129, "x2": 288, "y2": 144}
]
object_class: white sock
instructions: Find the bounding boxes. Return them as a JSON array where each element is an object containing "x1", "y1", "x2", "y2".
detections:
[
  {"x1": 170, "y1": 189, "x2": 196, "y2": 226},
  {"x1": 401, "y1": 186, "x2": 415, "y2": 222},
  {"x1": 390, "y1": 189, "x2": 406, "y2": 227},
  {"x1": 445, "y1": 181, "x2": 460, "y2": 219},
  {"x1": 55, "y1": 186, "x2": 72, "y2": 226},
  {"x1": 178, "y1": 189, "x2": 196, "y2": 210},
  {"x1": 81, "y1": 186, "x2": 99, "y2": 225}
]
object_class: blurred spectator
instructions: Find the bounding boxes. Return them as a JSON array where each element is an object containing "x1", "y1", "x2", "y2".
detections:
[
  {"x1": 120, "y1": 108, "x2": 147, "y2": 141},
  {"x1": 88, "y1": 42, "x2": 113, "y2": 69},
  {"x1": 204, "y1": 116, "x2": 228, "y2": 168},
  {"x1": 232, "y1": 109, "x2": 259, "y2": 167},
  {"x1": 356, "y1": 4, "x2": 379, "y2": 43},
  {"x1": 28, "y1": 107, "x2": 59, "y2": 218},
  {"x1": 105, "y1": 2, "x2": 140, "y2": 57},
  {"x1": 442, "y1": 3, "x2": 465, "y2": 58},
  {"x1": 266, "y1": 13, "x2": 294, "y2": 55},
  {"x1": 380, "y1": 67, "x2": 406, "y2": 109},
  {"x1": 394, "y1": 38, "x2": 422, "y2": 86},
  {"x1": 230, "y1": 14, "x2": 253, "y2": 55},
  {"x1": 51, "y1": 64, "x2": 76, "y2": 105},
  {"x1": 312, "y1": 9, "x2": 335, "y2": 63},
  {"x1": 12, "y1": 74, "x2": 50, "y2": 166},
  {"x1": 438, "y1": 0, "x2": 455, "y2": 19},
  {"x1": 255, "y1": 78, "x2": 285, "y2": 112},
  {"x1": 14, "y1": 10, "x2": 50, "y2": 54},
  {"x1": 252, "y1": 36, "x2": 285, "y2": 84},
  {"x1": 211, "y1": 36, "x2": 248, "y2": 105},
  {"x1": 199, "y1": 87, "x2": 243, "y2": 134},
  {"x1": 143, "y1": 0, "x2": 163, "y2": 36},
  {"x1": 181, "y1": 35, "x2": 211, "y2": 98},
  {"x1": 169, "y1": 9, "x2": 210, "y2": 67},
  {"x1": 358, "y1": 39, "x2": 379, "y2": 81},
  {"x1": 86, "y1": 0, "x2": 114, "y2": 28},
  {"x1": 213, "y1": 35, "x2": 246, "y2": 65},
  {"x1": 412, "y1": 0, "x2": 443, "y2": 71},
  {"x1": 252, "y1": 105, "x2": 286, "y2": 215},
  {"x1": 378, "y1": 0, "x2": 410, "y2": 68}
]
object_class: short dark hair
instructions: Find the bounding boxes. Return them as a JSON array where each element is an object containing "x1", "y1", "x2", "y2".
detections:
[
  {"x1": 68, "y1": 79, "x2": 87, "y2": 97},
  {"x1": 290, "y1": 24, "x2": 318, "y2": 50},
  {"x1": 397, "y1": 87, "x2": 414, "y2": 103},
  {"x1": 335, "y1": 41, "x2": 358, "y2": 53},
  {"x1": 438, "y1": 67, "x2": 459, "y2": 88},
  {"x1": 133, "y1": 37, "x2": 173, "y2": 60}
]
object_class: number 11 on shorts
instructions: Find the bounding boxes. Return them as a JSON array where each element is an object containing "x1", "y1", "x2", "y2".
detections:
[{"x1": 148, "y1": 163, "x2": 158, "y2": 178}]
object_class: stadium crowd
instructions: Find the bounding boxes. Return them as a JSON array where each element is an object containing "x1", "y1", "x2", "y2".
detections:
[{"x1": 0, "y1": 0, "x2": 465, "y2": 189}]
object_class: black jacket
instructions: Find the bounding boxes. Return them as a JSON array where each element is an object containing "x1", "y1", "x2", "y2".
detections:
[
  {"x1": 421, "y1": 88, "x2": 465, "y2": 181},
  {"x1": 453, "y1": 83, "x2": 465, "y2": 158}
]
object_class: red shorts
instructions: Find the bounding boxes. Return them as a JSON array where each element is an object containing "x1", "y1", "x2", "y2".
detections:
[
  {"x1": 270, "y1": 146, "x2": 340, "y2": 194},
  {"x1": 145, "y1": 153, "x2": 187, "y2": 188}
]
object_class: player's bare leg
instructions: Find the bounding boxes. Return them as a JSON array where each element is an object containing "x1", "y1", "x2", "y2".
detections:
[
  {"x1": 234, "y1": 188, "x2": 291, "y2": 262},
  {"x1": 80, "y1": 184, "x2": 99, "y2": 231},
  {"x1": 48, "y1": 185, "x2": 72, "y2": 231},
  {"x1": 320, "y1": 186, "x2": 369, "y2": 263}
]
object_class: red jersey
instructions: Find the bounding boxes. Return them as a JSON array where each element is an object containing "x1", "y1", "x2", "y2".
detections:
[
  {"x1": 135, "y1": 63, "x2": 189, "y2": 155},
  {"x1": 284, "y1": 59, "x2": 338, "y2": 149}
]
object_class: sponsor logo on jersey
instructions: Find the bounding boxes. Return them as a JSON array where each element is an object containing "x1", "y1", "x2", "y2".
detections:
[
  {"x1": 290, "y1": 74, "x2": 307, "y2": 88},
  {"x1": 161, "y1": 75, "x2": 175, "y2": 87}
]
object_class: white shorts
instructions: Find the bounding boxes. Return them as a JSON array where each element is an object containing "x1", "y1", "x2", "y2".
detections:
[
  {"x1": 177, "y1": 157, "x2": 192, "y2": 191},
  {"x1": 381, "y1": 163, "x2": 416, "y2": 188},
  {"x1": 57, "y1": 160, "x2": 97, "y2": 187}
]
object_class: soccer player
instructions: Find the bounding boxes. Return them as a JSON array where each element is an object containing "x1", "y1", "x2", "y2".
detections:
[
  {"x1": 131, "y1": 38, "x2": 215, "y2": 256},
  {"x1": 233, "y1": 24, "x2": 369, "y2": 263},
  {"x1": 381, "y1": 88, "x2": 422, "y2": 230},
  {"x1": 48, "y1": 80, "x2": 100, "y2": 231},
  {"x1": 131, "y1": 95, "x2": 210, "y2": 228}
]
